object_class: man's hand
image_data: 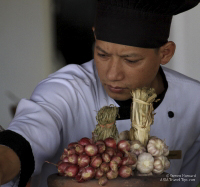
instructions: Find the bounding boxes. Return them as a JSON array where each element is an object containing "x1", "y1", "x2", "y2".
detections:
[{"x1": 0, "y1": 145, "x2": 20, "y2": 184}]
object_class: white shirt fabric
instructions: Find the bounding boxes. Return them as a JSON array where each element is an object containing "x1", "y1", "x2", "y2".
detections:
[{"x1": 3, "y1": 60, "x2": 200, "y2": 187}]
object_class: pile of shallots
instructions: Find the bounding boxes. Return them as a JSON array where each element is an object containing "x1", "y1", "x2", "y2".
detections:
[
  {"x1": 55, "y1": 136, "x2": 170, "y2": 185},
  {"x1": 56, "y1": 137, "x2": 137, "y2": 185}
]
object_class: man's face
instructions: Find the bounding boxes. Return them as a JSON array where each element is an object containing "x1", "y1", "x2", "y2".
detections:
[{"x1": 94, "y1": 39, "x2": 163, "y2": 101}]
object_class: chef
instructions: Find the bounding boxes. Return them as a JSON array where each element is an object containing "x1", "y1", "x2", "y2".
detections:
[{"x1": 0, "y1": 0, "x2": 199, "y2": 187}]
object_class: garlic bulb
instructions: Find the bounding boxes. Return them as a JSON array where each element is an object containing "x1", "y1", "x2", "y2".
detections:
[
  {"x1": 163, "y1": 156, "x2": 170, "y2": 170},
  {"x1": 153, "y1": 156, "x2": 170, "y2": 174},
  {"x1": 153, "y1": 157, "x2": 164, "y2": 174},
  {"x1": 147, "y1": 137, "x2": 168, "y2": 156},
  {"x1": 137, "y1": 152, "x2": 154, "y2": 174},
  {"x1": 117, "y1": 130, "x2": 130, "y2": 142},
  {"x1": 130, "y1": 140, "x2": 146, "y2": 156}
]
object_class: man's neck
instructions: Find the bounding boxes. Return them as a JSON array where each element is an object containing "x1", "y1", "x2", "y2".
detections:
[{"x1": 153, "y1": 68, "x2": 166, "y2": 96}]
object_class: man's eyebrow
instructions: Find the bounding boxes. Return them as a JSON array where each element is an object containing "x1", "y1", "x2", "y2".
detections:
[
  {"x1": 95, "y1": 46, "x2": 110, "y2": 55},
  {"x1": 95, "y1": 45, "x2": 143, "y2": 58},
  {"x1": 119, "y1": 53, "x2": 143, "y2": 58}
]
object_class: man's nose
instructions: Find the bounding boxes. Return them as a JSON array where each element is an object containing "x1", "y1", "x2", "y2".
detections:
[{"x1": 106, "y1": 58, "x2": 124, "y2": 81}]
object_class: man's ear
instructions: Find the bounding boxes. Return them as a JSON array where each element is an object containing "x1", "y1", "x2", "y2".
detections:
[
  {"x1": 92, "y1": 27, "x2": 96, "y2": 40},
  {"x1": 159, "y1": 41, "x2": 176, "y2": 65}
]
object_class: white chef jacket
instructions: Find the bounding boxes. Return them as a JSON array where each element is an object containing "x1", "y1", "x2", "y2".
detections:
[{"x1": 3, "y1": 60, "x2": 200, "y2": 187}]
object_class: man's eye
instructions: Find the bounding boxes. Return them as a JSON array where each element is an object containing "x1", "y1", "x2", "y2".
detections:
[
  {"x1": 125, "y1": 59, "x2": 139, "y2": 63},
  {"x1": 97, "y1": 53, "x2": 107, "y2": 58}
]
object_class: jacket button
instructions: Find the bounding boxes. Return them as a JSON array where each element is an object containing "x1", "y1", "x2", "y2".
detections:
[{"x1": 168, "y1": 111, "x2": 174, "y2": 118}]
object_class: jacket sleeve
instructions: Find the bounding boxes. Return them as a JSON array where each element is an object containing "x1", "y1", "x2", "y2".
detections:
[
  {"x1": 0, "y1": 130, "x2": 34, "y2": 187},
  {"x1": 5, "y1": 76, "x2": 81, "y2": 178},
  {"x1": 1, "y1": 62, "x2": 97, "y2": 186}
]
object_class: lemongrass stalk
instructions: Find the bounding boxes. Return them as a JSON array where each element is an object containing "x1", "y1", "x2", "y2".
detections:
[
  {"x1": 92, "y1": 104, "x2": 119, "y2": 142},
  {"x1": 130, "y1": 88, "x2": 157, "y2": 146}
]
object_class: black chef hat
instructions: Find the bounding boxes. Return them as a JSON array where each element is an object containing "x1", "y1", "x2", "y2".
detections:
[{"x1": 94, "y1": 0, "x2": 199, "y2": 48}]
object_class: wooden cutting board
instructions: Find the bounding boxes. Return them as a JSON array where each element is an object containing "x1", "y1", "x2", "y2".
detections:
[{"x1": 47, "y1": 172, "x2": 172, "y2": 187}]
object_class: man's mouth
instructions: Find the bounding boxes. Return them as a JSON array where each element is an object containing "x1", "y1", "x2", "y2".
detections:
[{"x1": 107, "y1": 85, "x2": 127, "y2": 93}]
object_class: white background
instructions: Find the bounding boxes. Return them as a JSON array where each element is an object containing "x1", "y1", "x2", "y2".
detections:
[{"x1": 0, "y1": 1, "x2": 200, "y2": 129}]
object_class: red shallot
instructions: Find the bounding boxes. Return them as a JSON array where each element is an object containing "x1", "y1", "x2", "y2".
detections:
[
  {"x1": 95, "y1": 168, "x2": 104, "y2": 179},
  {"x1": 119, "y1": 166, "x2": 133, "y2": 178},
  {"x1": 81, "y1": 166, "x2": 95, "y2": 181},
  {"x1": 117, "y1": 140, "x2": 130, "y2": 153},
  {"x1": 79, "y1": 137, "x2": 92, "y2": 146},
  {"x1": 100, "y1": 162, "x2": 110, "y2": 173},
  {"x1": 85, "y1": 144, "x2": 98, "y2": 157},
  {"x1": 90, "y1": 155, "x2": 103, "y2": 168},
  {"x1": 64, "y1": 164, "x2": 79, "y2": 177},
  {"x1": 98, "y1": 176, "x2": 108, "y2": 186},
  {"x1": 78, "y1": 154, "x2": 90, "y2": 168},
  {"x1": 104, "y1": 137, "x2": 117, "y2": 149}
]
